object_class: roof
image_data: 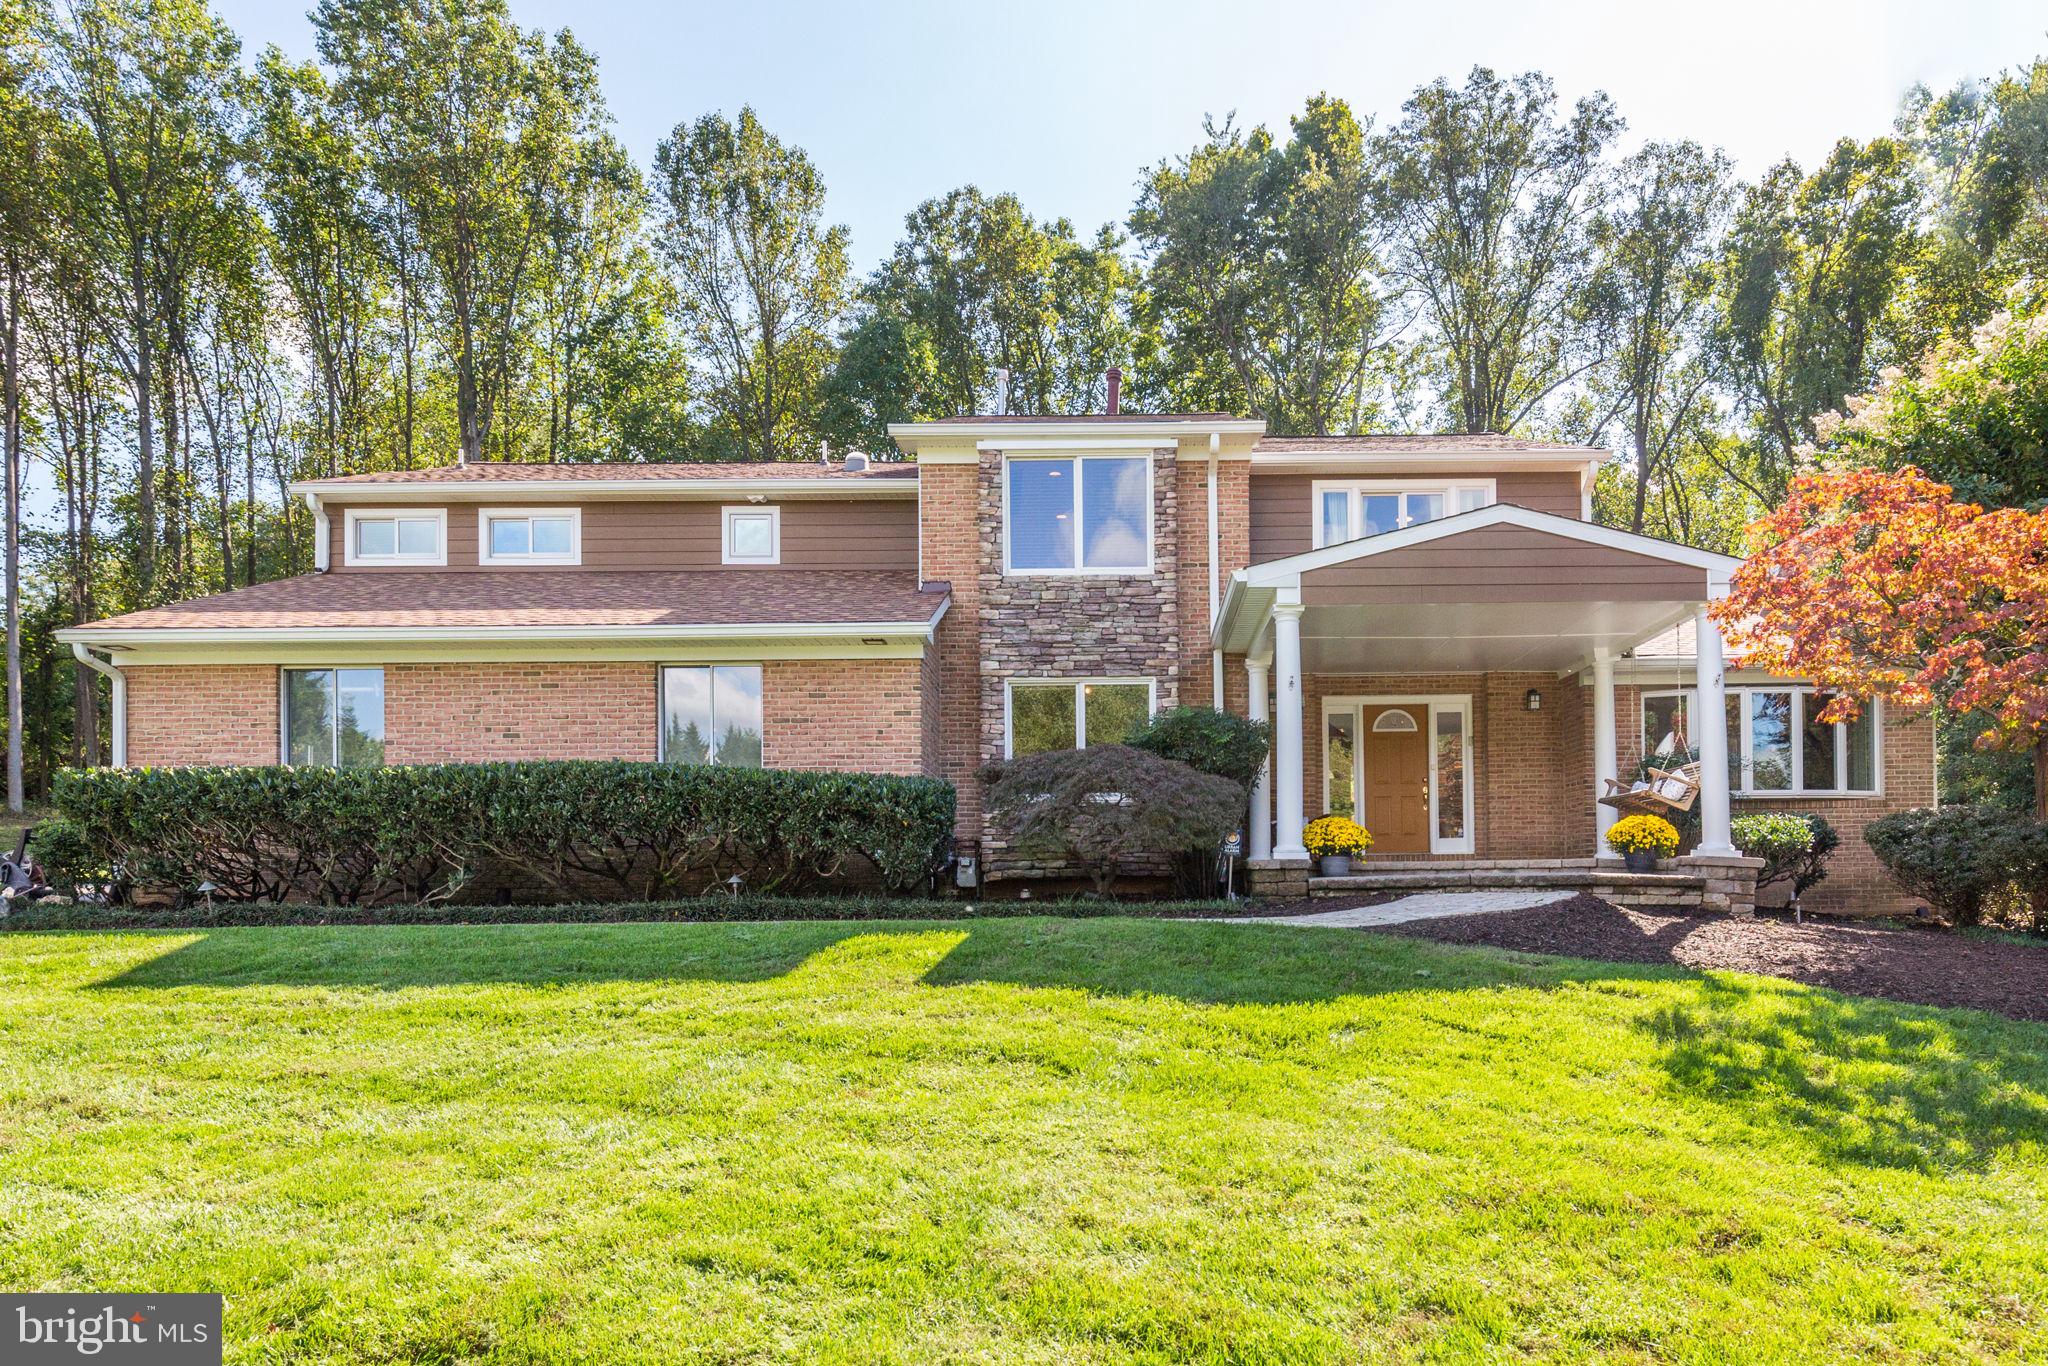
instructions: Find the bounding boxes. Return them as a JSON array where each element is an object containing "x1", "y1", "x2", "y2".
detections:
[
  {"x1": 295, "y1": 460, "x2": 916, "y2": 488},
  {"x1": 1252, "y1": 433, "x2": 1603, "y2": 455},
  {"x1": 64, "y1": 571, "x2": 950, "y2": 637},
  {"x1": 924, "y1": 412, "x2": 1239, "y2": 423}
]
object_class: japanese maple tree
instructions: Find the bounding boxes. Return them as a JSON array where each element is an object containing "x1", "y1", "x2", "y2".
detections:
[{"x1": 1713, "y1": 464, "x2": 2048, "y2": 814}]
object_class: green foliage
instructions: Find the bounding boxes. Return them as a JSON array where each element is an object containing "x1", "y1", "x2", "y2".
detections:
[
  {"x1": 26, "y1": 814, "x2": 95, "y2": 896},
  {"x1": 52, "y1": 762, "x2": 955, "y2": 905},
  {"x1": 1938, "y1": 706, "x2": 2039, "y2": 811},
  {"x1": 1125, "y1": 706, "x2": 1271, "y2": 791},
  {"x1": 1732, "y1": 811, "x2": 1839, "y2": 897},
  {"x1": 1864, "y1": 805, "x2": 2045, "y2": 926},
  {"x1": 983, "y1": 744, "x2": 1244, "y2": 896}
]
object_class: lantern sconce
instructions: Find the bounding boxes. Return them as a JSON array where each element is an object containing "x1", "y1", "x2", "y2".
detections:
[{"x1": 1524, "y1": 688, "x2": 1543, "y2": 712}]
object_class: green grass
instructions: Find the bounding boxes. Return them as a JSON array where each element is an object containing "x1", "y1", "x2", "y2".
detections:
[{"x1": 1, "y1": 919, "x2": 2044, "y2": 1363}]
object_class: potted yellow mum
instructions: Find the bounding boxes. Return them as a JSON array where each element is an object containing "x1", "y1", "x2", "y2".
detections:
[
  {"x1": 1607, "y1": 814, "x2": 1679, "y2": 872},
  {"x1": 1304, "y1": 814, "x2": 1373, "y2": 876}
]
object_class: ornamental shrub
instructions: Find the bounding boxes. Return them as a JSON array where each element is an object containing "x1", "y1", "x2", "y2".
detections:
[
  {"x1": 1864, "y1": 806, "x2": 2032, "y2": 926},
  {"x1": 51, "y1": 762, "x2": 955, "y2": 906},
  {"x1": 1126, "y1": 707, "x2": 1272, "y2": 790},
  {"x1": 1303, "y1": 815, "x2": 1372, "y2": 858},
  {"x1": 1608, "y1": 814, "x2": 1680, "y2": 857},
  {"x1": 1733, "y1": 811, "x2": 1841, "y2": 899},
  {"x1": 982, "y1": 744, "x2": 1244, "y2": 896}
]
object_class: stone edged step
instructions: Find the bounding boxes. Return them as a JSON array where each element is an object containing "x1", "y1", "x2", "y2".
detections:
[{"x1": 1309, "y1": 869, "x2": 1707, "y2": 895}]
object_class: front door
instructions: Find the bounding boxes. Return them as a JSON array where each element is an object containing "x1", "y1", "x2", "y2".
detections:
[{"x1": 1361, "y1": 705, "x2": 1431, "y2": 854}]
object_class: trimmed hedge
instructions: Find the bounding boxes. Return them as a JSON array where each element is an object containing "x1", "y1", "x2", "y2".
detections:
[
  {"x1": 47, "y1": 761, "x2": 956, "y2": 906},
  {"x1": 1864, "y1": 806, "x2": 2047, "y2": 927},
  {"x1": 1732, "y1": 811, "x2": 1840, "y2": 899}
]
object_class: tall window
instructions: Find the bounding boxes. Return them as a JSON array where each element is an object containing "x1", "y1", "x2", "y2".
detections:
[
  {"x1": 346, "y1": 510, "x2": 445, "y2": 566},
  {"x1": 1006, "y1": 456, "x2": 1150, "y2": 573},
  {"x1": 1642, "y1": 688, "x2": 1879, "y2": 795},
  {"x1": 660, "y1": 665, "x2": 764, "y2": 766},
  {"x1": 1312, "y1": 481, "x2": 1493, "y2": 548},
  {"x1": 283, "y1": 669, "x2": 385, "y2": 767},
  {"x1": 480, "y1": 509, "x2": 579, "y2": 564},
  {"x1": 1006, "y1": 680, "x2": 1154, "y2": 757}
]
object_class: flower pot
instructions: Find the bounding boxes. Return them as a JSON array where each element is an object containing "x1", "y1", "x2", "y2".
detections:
[
  {"x1": 1623, "y1": 850, "x2": 1658, "y2": 873},
  {"x1": 1318, "y1": 854, "x2": 1354, "y2": 877}
]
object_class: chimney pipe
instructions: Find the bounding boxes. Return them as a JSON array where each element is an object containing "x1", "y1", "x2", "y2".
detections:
[
  {"x1": 993, "y1": 368, "x2": 1011, "y2": 415},
  {"x1": 1105, "y1": 367, "x2": 1122, "y2": 416}
]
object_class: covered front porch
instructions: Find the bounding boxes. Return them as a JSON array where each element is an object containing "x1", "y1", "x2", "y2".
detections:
[{"x1": 1214, "y1": 505, "x2": 1762, "y2": 911}]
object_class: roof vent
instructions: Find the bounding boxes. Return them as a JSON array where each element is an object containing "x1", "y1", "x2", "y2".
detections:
[
  {"x1": 843, "y1": 452, "x2": 870, "y2": 473},
  {"x1": 1106, "y1": 366, "x2": 1122, "y2": 415}
]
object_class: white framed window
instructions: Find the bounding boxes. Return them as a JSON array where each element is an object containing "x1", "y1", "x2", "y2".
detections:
[
  {"x1": 344, "y1": 508, "x2": 446, "y2": 566},
  {"x1": 478, "y1": 507, "x2": 581, "y2": 565},
  {"x1": 721, "y1": 505, "x2": 782, "y2": 565},
  {"x1": 1321, "y1": 694, "x2": 1475, "y2": 855},
  {"x1": 1642, "y1": 687, "x2": 1881, "y2": 797},
  {"x1": 281, "y1": 668, "x2": 386, "y2": 767},
  {"x1": 1311, "y1": 479, "x2": 1496, "y2": 549},
  {"x1": 659, "y1": 665, "x2": 764, "y2": 766},
  {"x1": 1004, "y1": 678, "x2": 1156, "y2": 757},
  {"x1": 1004, "y1": 454, "x2": 1152, "y2": 574}
]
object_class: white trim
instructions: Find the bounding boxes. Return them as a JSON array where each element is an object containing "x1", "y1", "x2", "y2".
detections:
[
  {"x1": 1321, "y1": 694, "x2": 1475, "y2": 855},
  {"x1": 1242, "y1": 501, "x2": 1741, "y2": 586},
  {"x1": 59, "y1": 613, "x2": 947, "y2": 649},
  {"x1": 1002, "y1": 677, "x2": 1157, "y2": 758},
  {"x1": 476, "y1": 506, "x2": 582, "y2": 566},
  {"x1": 343, "y1": 507, "x2": 446, "y2": 567},
  {"x1": 978, "y1": 437, "x2": 1166, "y2": 451},
  {"x1": 292, "y1": 477, "x2": 914, "y2": 500},
  {"x1": 893, "y1": 418, "x2": 1266, "y2": 445},
  {"x1": 306, "y1": 493, "x2": 329, "y2": 572},
  {"x1": 1001, "y1": 451, "x2": 1154, "y2": 577},
  {"x1": 1309, "y1": 478, "x2": 1498, "y2": 549},
  {"x1": 1639, "y1": 686, "x2": 1884, "y2": 799},
  {"x1": 70, "y1": 643, "x2": 126, "y2": 766},
  {"x1": 720, "y1": 505, "x2": 783, "y2": 565},
  {"x1": 656, "y1": 663, "x2": 766, "y2": 765}
]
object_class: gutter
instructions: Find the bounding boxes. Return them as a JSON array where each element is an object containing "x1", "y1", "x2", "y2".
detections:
[
  {"x1": 55, "y1": 618, "x2": 950, "y2": 649},
  {"x1": 305, "y1": 492, "x2": 328, "y2": 572},
  {"x1": 69, "y1": 642, "x2": 126, "y2": 767}
]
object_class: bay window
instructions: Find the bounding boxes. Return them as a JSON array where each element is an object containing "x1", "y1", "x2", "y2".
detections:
[
  {"x1": 283, "y1": 668, "x2": 385, "y2": 767},
  {"x1": 1005, "y1": 455, "x2": 1151, "y2": 573},
  {"x1": 1312, "y1": 480, "x2": 1494, "y2": 548},
  {"x1": 1006, "y1": 679, "x2": 1154, "y2": 757},
  {"x1": 660, "y1": 665, "x2": 763, "y2": 766},
  {"x1": 1642, "y1": 687, "x2": 1879, "y2": 796}
]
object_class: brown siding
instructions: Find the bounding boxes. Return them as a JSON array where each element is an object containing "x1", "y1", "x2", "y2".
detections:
[
  {"x1": 1249, "y1": 469, "x2": 1584, "y2": 563},
  {"x1": 327, "y1": 498, "x2": 916, "y2": 573},
  {"x1": 1301, "y1": 526, "x2": 1707, "y2": 604}
]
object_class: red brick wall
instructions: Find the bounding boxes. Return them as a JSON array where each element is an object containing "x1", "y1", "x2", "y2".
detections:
[
  {"x1": 1174, "y1": 459, "x2": 1251, "y2": 708},
  {"x1": 919, "y1": 462, "x2": 982, "y2": 851},
  {"x1": 384, "y1": 663, "x2": 658, "y2": 762},
  {"x1": 761, "y1": 658, "x2": 925, "y2": 775},
  {"x1": 125, "y1": 665, "x2": 279, "y2": 766}
]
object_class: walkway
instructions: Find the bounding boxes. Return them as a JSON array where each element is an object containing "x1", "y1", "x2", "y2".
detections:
[{"x1": 1224, "y1": 889, "x2": 1570, "y2": 928}]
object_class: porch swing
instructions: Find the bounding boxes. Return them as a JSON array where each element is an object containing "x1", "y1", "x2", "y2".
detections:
[{"x1": 1598, "y1": 655, "x2": 1704, "y2": 819}]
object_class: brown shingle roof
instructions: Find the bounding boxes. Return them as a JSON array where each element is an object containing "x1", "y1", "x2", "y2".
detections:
[
  {"x1": 73, "y1": 571, "x2": 949, "y2": 632},
  {"x1": 1254, "y1": 434, "x2": 1601, "y2": 454},
  {"x1": 926, "y1": 413, "x2": 1239, "y2": 423},
  {"x1": 299, "y1": 460, "x2": 916, "y2": 486}
]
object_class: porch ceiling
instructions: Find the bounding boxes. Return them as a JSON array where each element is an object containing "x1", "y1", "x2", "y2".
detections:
[{"x1": 1296, "y1": 599, "x2": 1697, "y2": 673}]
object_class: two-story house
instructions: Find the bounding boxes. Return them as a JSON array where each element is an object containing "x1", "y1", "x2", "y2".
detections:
[{"x1": 59, "y1": 410, "x2": 1934, "y2": 911}]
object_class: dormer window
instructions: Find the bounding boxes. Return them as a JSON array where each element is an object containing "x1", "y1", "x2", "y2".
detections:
[
  {"x1": 345, "y1": 509, "x2": 446, "y2": 566},
  {"x1": 1006, "y1": 454, "x2": 1151, "y2": 574},
  {"x1": 1312, "y1": 480, "x2": 1494, "y2": 549},
  {"x1": 722, "y1": 505, "x2": 781, "y2": 564},
  {"x1": 479, "y1": 508, "x2": 580, "y2": 565}
]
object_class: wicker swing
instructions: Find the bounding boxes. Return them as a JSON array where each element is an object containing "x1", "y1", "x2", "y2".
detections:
[{"x1": 1598, "y1": 761, "x2": 1704, "y2": 818}]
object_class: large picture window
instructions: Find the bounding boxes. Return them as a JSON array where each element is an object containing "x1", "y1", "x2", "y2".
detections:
[
  {"x1": 1642, "y1": 687, "x2": 1879, "y2": 796},
  {"x1": 1005, "y1": 455, "x2": 1150, "y2": 573},
  {"x1": 282, "y1": 668, "x2": 385, "y2": 767},
  {"x1": 1312, "y1": 480, "x2": 1493, "y2": 548},
  {"x1": 660, "y1": 665, "x2": 764, "y2": 766},
  {"x1": 1006, "y1": 679, "x2": 1154, "y2": 757}
]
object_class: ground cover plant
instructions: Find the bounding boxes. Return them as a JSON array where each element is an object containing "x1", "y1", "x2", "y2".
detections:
[{"x1": 2, "y1": 917, "x2": 2044, "y2": 1362}]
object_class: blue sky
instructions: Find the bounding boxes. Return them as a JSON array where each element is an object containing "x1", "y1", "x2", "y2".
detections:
[{"x1": 212, "y1": 0, "x2": 2048, "y2": 272}]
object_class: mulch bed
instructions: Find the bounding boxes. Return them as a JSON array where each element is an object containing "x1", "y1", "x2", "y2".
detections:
[{"x1": 1380, "y1": 893, "x2": 2048, "y2": 1023}]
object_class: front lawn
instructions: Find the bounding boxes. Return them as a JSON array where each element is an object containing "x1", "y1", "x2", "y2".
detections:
[{"x1": 1, "y1": 918, "x2": 2044, "y2": 1362}]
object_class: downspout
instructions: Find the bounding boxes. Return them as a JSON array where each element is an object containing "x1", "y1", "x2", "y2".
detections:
[
  {"x1": 1208, "y1": 430, "x2": 1223, "y2": 707},
  {"x1": 306, "y1": 492, "x2": 329, "y2": 572},
  {"x1": 70, "y1": 642, "x2": 125, "y2": 767}
]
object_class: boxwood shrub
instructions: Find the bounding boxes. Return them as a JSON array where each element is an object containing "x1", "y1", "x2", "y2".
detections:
[
  {"x1": 48, "y1": 761, "x2": 955, "y2": 906},
  {"x1": 1864, "y1": 805, "x2": 2045, "y2": 926}
]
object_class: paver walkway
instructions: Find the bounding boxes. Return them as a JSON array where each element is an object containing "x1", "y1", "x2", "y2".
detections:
[{"x1": 1223, "y1": 889, "x2": 1570, "y2": 928}]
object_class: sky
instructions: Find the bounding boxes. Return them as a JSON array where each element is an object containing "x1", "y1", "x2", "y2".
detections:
[{"x1": 207, "y1": 0, "x2": 2048, "y2": 273}]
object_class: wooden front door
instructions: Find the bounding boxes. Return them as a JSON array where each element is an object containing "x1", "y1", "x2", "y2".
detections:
[{"x1": 1361, "y1": 705, "x2": 1431, "y2": 854}]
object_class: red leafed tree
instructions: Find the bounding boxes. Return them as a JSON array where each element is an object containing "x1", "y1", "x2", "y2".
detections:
[{"x1": 1712, "y1": 465, "x2": 2048, "y2": 816}]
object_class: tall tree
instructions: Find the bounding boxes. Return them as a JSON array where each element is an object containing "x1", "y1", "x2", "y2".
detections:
[
  {"x1": 654, "y1": 107, "x2": 847, "y2": 459},
  {"x1": 1133, "y1": 96, "x2": 1393, "y2": 433},
  {"x1": 1377, "y1": 67, "x2": 1619, "y2": 434}
]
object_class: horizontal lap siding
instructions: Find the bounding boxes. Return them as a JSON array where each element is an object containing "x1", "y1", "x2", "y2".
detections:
[
  {"x1": 1302, "y1": 527, "x2": 1706, "y2": 603},
  {"x1": 328, "y1": 499, "x2": 917, "y2": 573},
  {"x1": 1250, "y1": 470, "x2": 1585, "y2": 563}
]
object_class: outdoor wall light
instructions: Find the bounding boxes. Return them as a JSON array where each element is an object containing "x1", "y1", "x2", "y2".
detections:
[{"x1": 1524, "y1": 688, "x2": 1543, "y2": 711}]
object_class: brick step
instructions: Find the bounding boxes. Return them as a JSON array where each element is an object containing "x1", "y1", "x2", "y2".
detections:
[{"x1": 1309, "y1": 868, "x2": 1707, "y2": 896}]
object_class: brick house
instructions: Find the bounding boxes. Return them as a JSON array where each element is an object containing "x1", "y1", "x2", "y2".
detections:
[{"x1": 60, "y1": 413, "x2": 1934, "y2": 912}]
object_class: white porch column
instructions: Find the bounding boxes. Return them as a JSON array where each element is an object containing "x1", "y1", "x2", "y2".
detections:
[
  {"x1": 1592, "y1": 649, "x2": 1618, "y2": 856},
  {"x1": 1246, "y1": 656, "x2": 1273, "y2": 859},
  {"x1": 1272, "y1": 600, "x2": 1308, "y2": 860},
  {"x1": 1693, "y1": 595, "x2": 1737, "y2": 856}
]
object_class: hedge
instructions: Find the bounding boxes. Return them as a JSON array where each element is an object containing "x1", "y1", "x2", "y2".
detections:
[
  {"x1": 46, "y1": 761, "x2": 956, "y2": 906},
  {"x1": 1864, "y1": 805, "x2": 2048, "y2": 927}
]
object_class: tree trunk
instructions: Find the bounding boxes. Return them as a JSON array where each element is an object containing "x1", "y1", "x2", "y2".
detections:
[
  {"x1": 3, "y1": 260, "x2": 23, "y2": 813},
  {"x1": 2035, "y1": 744, "x2": 2046, "y2": 822}
]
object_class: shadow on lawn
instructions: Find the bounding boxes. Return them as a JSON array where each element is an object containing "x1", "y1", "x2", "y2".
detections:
[{"x1": 1645, "y1": 972, "x2": 2048, "y2": 1172}]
